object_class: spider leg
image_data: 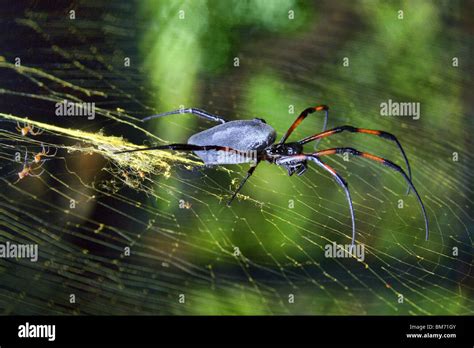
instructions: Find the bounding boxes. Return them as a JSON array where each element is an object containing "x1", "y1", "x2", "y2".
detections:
[
  {"x1": 227, "y1": 162, "x2": 259, "y2": 206},
  {"x1": 34, "y1": 158, "x2": 47, "y2": 169},
  {"x1": 141, "y1": 108, "x2": 227, "y2": 124},
  {"x1": 277, "y1": 154, "x2": 356, "y2": 246},
  {"x1": 29, "y1": 125, "x2": 44, "y2": 136},
  {"x1": 310, "y1": 157, "x2": 356, "y2": 247},
  {"x1": 29, "y1": 168, "x2": 45, "y2": 177},
  {"x1": 50, "y1": 146, "x2": 58, "y2": 157},
  {"x1": 279, "y1": 105, "x2": 328, "y2": 144},
  {"x1": 42, "y1": 144, "x2": 58, "y2": 157},
  {"x1": 298, "y1": 125, "x2": 413, "y2": 194},
  {"x1": 115, "y1": 143, "x2": 247, "y2": 156},
  {"x1": 314, "y1": 147, "x2": 429, "y2": 240}
]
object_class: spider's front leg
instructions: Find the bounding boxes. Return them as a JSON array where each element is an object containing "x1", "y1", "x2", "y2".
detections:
[
  {"x1": 277, "y1": 154, "x2": 357, "y2": 246},
  {"x1": 297, "y1": 125, "x2": 413, "y2": 194},
  {"x1": 281, "y1": 160, "x2": 308, "y2": 176}
]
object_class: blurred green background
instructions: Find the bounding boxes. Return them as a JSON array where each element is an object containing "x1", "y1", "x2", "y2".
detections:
[{"x1": 0, "y1": 0, "x2": 472, "y2": 315}]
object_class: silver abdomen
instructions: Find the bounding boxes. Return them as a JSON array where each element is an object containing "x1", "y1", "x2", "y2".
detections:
[{"x1": 187, "y1": 119, "x2": 276, "y2": 164}]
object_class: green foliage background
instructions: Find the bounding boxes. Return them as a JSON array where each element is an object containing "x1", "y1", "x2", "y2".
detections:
[
  {"x1": 0, "y1": 0, "x2": 472, "y2": 315},
  {"x1": 132, "y1": 0, "x2": 472, "y2": 314}
]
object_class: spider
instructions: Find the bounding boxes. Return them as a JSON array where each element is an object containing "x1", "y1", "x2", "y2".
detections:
[
  {"x1": 33, "y1": 144, "x2": 57, "y2": 164},
  {"x1": 116, "y1": 105, "x2": 429, "y2": 246},
  {"x1": 16, "y1": 121, "x2": 44, "y2": 136},
  {"x1": 17, "y1": 149, "x2": 45, "y2": 181}
]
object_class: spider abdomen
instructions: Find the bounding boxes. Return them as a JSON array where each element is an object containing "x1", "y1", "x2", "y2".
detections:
[{"x1": 187, "y1": 119, "x2": 276, "y2": 165}]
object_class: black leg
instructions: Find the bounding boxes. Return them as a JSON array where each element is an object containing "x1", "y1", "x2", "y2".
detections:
[
  {"x1": 142, "y1": 108, "x2": 227, "y2": 124},
  {"x1": 314, "y1": 147, "x2": 429, "y2": 240},
  {"x1": 115, "y1": 143, "x2": 246, "y2": 155},
  {"x1": 277, "y1": 154, "x2": 356, "y2": 247},
  {"x1": 227, "y1": 162, "x2": 259, "y2": 206},
  {"x1": 298, "y1": 125, "x2": 413, "y2": 194},
  {"x1": 116, "y1": 143, "x2": 258, "y2": 206},
  {"x1": 279, "y1": 105, "x2": 329, "y2": 144}
]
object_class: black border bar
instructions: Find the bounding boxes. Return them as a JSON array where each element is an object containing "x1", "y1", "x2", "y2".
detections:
[{"x1": 0, "y1": 315, "x2": 472, "y2": 346}]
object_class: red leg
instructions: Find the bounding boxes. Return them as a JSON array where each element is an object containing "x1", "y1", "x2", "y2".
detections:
[
  {"x1": 279, "y1": 105, "x2": 328, "y2": 144},
  {"x1": 314, "y1": 147, "x2": 429, "y2": 240},
  {"x1": 298, "y1": 125, "x2": 413, "y2": 194}
]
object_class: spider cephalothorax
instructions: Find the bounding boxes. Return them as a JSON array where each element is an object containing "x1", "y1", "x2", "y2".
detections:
[
  {"x1": 265, "y1": 142, "x2": 306, "y2": 176},
  {"x1": 116, "y1": 105, "x2": 429, "y2": 247},
  {"x1": 266, "y1": 142, "x2": 303, "y2": 157}
]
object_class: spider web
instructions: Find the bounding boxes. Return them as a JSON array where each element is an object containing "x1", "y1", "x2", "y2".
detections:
[{"x1": 0, "y1": 0, "x2": 472, "y2": 315}]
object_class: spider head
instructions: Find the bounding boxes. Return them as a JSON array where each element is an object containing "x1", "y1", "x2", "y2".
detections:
[{"x1": 268, "y1": 142, "x2": 303, "y2": 156}]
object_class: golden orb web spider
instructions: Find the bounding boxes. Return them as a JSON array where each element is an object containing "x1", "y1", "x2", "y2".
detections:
[
  {"x1": 16, "y1": 148, "x2": 45, "y2": 181},
  {"x1": 116, "y1": 105, "x2": 429, "y2": 247},
  {"x1": 33, "y1": 144, "x2": 58, "y2": 164},
  {"x1": 16, "y1": 120, "x2": 44, "y2": 136}
]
